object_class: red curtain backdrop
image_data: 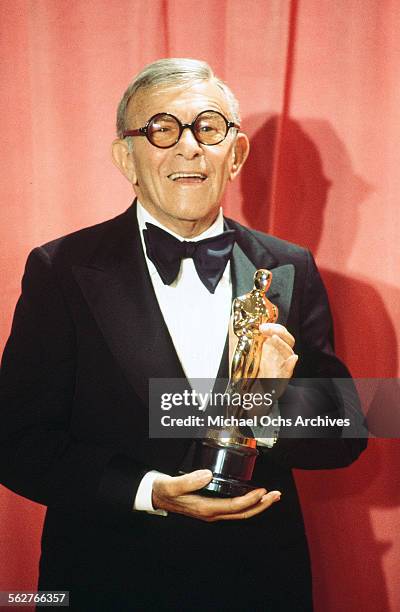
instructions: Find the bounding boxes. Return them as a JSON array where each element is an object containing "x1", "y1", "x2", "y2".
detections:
[{"x1": 1, "y1": 1, "x2": 399, "y2": 610}]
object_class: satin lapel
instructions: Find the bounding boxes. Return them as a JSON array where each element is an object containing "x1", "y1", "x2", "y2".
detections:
[
  {"x1": 72, "y1": 205, "x2": 185, "y2": 405},
  {"x1": 231, "y1": 243, "x2": 257, "y2": 298},
  {"x1": 268, "y1": 264, "x2": 295, "y2": 326}
]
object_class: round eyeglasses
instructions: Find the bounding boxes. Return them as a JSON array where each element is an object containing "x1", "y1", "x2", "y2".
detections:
[{"x1": 122, "y1": 110, "x2": 240, "y2": 149}]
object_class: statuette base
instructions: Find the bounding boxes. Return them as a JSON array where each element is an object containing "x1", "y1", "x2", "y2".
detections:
[{"x1": 192, "y1": 436, "x2": 259, "y2": 497}]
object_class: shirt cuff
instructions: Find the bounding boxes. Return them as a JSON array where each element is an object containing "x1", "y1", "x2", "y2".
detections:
[
  {"x1": 133, "y1": 470, "x2": 168, "y2": 516},
  {"x1": 252, "y1": 401, "x2": 280, "y2": 448}
]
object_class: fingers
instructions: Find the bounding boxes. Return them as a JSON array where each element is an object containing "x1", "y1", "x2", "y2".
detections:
[
  {"x1": 180, "y1": 487, "x2": 279, "y2": 522},
  {"x1": 215, "y1": 490, "x2": 281, "y2": 521},
  {"x1": 281, "y1": 354, "x2": 298, "y2": 378},
  {"x1": 259, "y1": 323, "x2": 295, "y2": 348},
  {"x1": 199, "y1": 487, "x2": 268, "y2": 516},
  {"x1": 258, "y1": 331, "x2": 298, "y2": 379},
  {"x1": 264, "y1": 334, "x2": 294, "y2": 359}
]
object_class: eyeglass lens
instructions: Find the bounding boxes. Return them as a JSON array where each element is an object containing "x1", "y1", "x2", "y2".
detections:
[{"x1": 147, "y1": 111, "x2": 228, "y2": 147}]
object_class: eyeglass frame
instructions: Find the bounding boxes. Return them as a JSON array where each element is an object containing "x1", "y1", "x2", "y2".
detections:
[{"x1": 122, "y1": 109, "x2": 241, "y2": 149}]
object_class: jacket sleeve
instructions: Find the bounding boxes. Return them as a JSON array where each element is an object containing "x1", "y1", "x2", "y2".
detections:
[
  {"x1": 0, "y1": 247, "x2": 149, "y2": 516},
  {"x1": 266, "y1": 249, "x2": 368, "y2": 469}
]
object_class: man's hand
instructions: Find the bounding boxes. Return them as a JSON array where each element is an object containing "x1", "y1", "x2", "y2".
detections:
[
  {"x1": 152, "y1": 470, "x2": 281, "y2": 522},
  {"x1": 228, "y1": 321, "x2": 298, "y2": 382},
  {"x1": 258, "y1": 323, "x2": 298, "y2": 379}
]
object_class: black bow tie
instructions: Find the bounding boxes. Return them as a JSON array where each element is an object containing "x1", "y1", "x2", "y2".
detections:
[{"x1": 143, "y1": 222, "x2": 236, "y2": 293}]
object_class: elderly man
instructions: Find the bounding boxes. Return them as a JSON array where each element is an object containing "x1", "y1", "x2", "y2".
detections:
[{"x1": 0, "y1": 59, "x2": 365, "y2": 611}]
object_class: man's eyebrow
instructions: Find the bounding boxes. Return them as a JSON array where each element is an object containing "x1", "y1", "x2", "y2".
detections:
[{"x1": 151, "y1": 106, "x2": 228, "y2": 120}]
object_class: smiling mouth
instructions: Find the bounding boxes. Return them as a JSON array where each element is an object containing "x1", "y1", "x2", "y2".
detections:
[{"x1": 167, "y1": 172, "x2": 207, "y2": 183}]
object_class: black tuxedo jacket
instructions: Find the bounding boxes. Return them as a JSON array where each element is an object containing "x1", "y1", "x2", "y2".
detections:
[{"x1": 0, "y1": 203, "x2": 366, "y2": 611}]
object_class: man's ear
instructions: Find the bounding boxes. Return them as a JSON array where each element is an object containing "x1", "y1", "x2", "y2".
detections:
[
  {"x1": 111, "y1": 139, "x2": 138, "y2": 185},
  {"x1": 229, "y1": 132, "x2": 250, "y2": 181}
]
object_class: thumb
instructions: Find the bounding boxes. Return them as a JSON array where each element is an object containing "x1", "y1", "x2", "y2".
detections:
[{"x1": 161, "y1": 470, "x2": 213, "y2": 497}]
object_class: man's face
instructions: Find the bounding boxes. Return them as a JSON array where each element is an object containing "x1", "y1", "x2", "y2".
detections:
[{"x1": 112, "y1": 80, "x2": 249, "y2": 236}]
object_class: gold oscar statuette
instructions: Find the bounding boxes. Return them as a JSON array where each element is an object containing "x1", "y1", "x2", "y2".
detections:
[{"x1": 193, "y1": 269, "x2": 279, "y2": 497}]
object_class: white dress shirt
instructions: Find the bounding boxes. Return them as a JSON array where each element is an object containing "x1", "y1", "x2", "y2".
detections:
[{"x1": 134, "y1": 202, "x2": 232, "y2": 514}]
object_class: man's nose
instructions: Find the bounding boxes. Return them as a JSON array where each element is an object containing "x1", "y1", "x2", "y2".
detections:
[{"x1": 175, "y1": 126, "x2": 203, "y2": 158}]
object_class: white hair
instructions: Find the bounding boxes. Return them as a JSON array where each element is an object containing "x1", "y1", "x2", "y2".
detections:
[{"x1": 116, "y1": 58, "x2": 241, "y2": 138}]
